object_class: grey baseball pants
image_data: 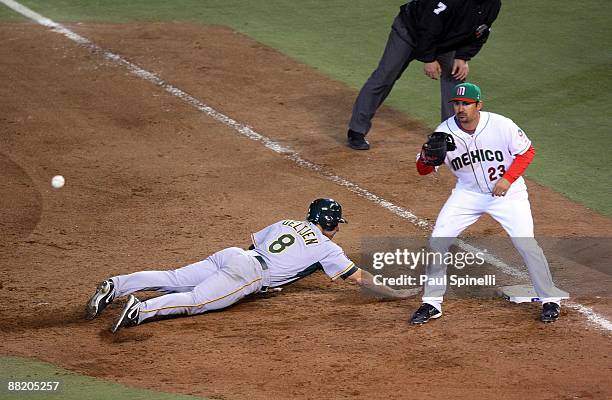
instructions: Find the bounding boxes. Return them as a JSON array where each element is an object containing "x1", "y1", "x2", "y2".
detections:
[{"x1": 111, "y1": 247, "x2": 270, "y2": 323}]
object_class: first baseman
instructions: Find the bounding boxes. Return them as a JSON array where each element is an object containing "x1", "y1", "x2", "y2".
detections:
[
  {"x1": 86, "y1": 198, "x2": 416, "y2": 332},
  {"x1": 411, "y1": 82, "x2": 569, "y2": 324}
]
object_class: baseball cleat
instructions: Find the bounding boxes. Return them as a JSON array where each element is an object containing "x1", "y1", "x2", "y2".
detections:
[
  {"x1": 85, "y1": 280, "x2": 115, "y2": 320},
  {"x1": 111, "y1": 295, "x2": 141, "y2": 333},
  {"x1": 540, "y1": 302, "x2": 560, "y2": 323},
  {"x1": 410, "y1": 303, "x2": 442, "y2": 325},
  {"x1": 347, "y1": 130, "x2": 370, "y2": 150}
]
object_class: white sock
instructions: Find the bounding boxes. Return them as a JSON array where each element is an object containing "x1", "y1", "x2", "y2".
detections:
[{"x1": 422, "y1": 298, "x2": 443, "y2": 312}]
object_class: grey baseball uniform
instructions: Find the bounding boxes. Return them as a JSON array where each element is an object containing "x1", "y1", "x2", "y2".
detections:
[{"x1": 109, "y1": 220, "x2": 358, "y2": 323}]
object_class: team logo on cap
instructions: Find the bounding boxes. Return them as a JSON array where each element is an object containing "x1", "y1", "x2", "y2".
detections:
[{"x1": 456, "y1": 86, "x2": 466, "y2": 96}]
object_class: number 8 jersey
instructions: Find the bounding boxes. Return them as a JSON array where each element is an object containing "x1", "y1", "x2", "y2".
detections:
[
  {"x1": 250, "y1": 220, "x2": 358, "y2": 287},
  {"x1": 437, "y1": 112, "x2": 531, "y2": 194}
]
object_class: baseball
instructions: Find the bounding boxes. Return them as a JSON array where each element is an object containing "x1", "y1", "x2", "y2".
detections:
[{"x1": 51, "y1": 175, "x2": 65, "y2": 189}]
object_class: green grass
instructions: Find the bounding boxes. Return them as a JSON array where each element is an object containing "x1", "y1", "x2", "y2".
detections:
[
  {"x1": 3, "y1": 0, "x2": 612, "y2": 215},
  {"x1": 0, "y1": 3, "x2": 25, "y2": 20},
  {"x1": 0, "y1": 356, "x2": 204, "y2": 399}
]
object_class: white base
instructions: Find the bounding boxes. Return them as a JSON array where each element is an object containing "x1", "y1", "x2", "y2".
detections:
[{"x1": 500, "y1": 284, "x2": 569, "y2": 303}]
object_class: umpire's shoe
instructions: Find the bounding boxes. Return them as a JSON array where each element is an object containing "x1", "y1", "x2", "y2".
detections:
[
  {"x1": 111, "y1": 295, "x2": 141, "y2": 333},
  {"x1": 540, "y1": 302, "x2": 560, "y2": 323},
  {"x1": 347, "y1": 129, "x2": 370, "y2": 150},
  {"x1": 85, "y1": 280, "x2": 115, "y2": 320},
  {"x1": 410, "y1": 303, "x2": 442, "y2": 325}
]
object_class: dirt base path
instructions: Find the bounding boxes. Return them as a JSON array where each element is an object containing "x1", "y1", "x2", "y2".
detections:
[{"x1": 1, "y1": 23, "x2": 610, "y2": 400}]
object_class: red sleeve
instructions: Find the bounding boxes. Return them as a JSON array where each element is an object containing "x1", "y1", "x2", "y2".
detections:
[
  {"x1": 503, "y1": 145, "x2": 535, "y2": 183},
  {"x1": 416, "y1": 158, "x2": 435, "y2": 175}
]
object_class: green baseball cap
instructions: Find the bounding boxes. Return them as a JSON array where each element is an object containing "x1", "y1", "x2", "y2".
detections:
[{"x1": 450, "y1": 82, "x2": 481, "y2": 103}]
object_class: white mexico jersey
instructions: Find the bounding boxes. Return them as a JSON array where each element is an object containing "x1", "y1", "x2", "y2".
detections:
[
  {"x1": 250, "y1": 220, "x2": 357, "y2": 287},
  {"x1": 436, "y1": 112, "x2": 532, "y2": 194}
]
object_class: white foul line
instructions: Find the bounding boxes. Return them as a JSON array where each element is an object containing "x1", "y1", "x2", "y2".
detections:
[{"x1": 2, "y1": 0, "x2": 610, "y2": 333}]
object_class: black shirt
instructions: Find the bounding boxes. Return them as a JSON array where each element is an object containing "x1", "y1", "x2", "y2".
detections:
[{"x1": 400, "y1": 0, "x2": 502, "y2": 62}]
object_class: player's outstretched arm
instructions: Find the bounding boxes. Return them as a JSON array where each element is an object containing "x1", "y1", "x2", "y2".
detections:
[{"x1": 346, "y1": 268, "x2": 418, "y2": 299}]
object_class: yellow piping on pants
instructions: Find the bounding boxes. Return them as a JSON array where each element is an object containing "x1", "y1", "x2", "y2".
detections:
[{"x1": 140, "y1": 277, "x2": 262, "y2": 313}]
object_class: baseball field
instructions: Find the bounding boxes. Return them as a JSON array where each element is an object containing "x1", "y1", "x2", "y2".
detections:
[{"x1": 1, "y1": 1, "x2": 610, "y2": 399}]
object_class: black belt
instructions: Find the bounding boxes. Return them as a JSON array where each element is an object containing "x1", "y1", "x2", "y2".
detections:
[
  {"x1": 254, "y1": 255, "x2": 269, "y2": 292},
  {"x1": 254, "y1": 255, "x2": 268, "y2": 270}
]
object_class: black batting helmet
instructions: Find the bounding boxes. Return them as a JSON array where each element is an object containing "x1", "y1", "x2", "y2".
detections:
[{"x1": 306, "y1": 198, "x2": 347, "y2": 231}]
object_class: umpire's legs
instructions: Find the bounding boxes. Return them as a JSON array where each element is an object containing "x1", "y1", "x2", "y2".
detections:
[
  {"x1": 438, "y1": 51, "x2": 462, "y2": 122},
  {"x1": 348, "y1": 15, "x2": 414, "y2": 135}
]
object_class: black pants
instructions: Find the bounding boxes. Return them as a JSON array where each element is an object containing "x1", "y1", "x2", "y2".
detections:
[{"x1": 348, "y1": 14, "x2": 462, "y2": 135}]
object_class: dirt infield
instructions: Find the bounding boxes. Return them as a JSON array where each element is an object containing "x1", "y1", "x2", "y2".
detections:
[{"x1": 1, "y1": 23, "x2": 611, "y2": 399}]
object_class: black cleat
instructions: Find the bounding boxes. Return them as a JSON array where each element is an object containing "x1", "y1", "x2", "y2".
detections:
[
  {"x1": 410, "y1": 303, "x2": 442, "y2": 325},
  {"x1": 347, "y1": 129, "x2": 370, "y2": 150},
  {"x1": 85, "y1": 280, "x2": 115, "y2": 320},
  {"x1": 111, "y1": 295, "x2": 141, "y2": 333},
  {"x1": 540, "y1": 302, "x2": 560, "y2": 323}
]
